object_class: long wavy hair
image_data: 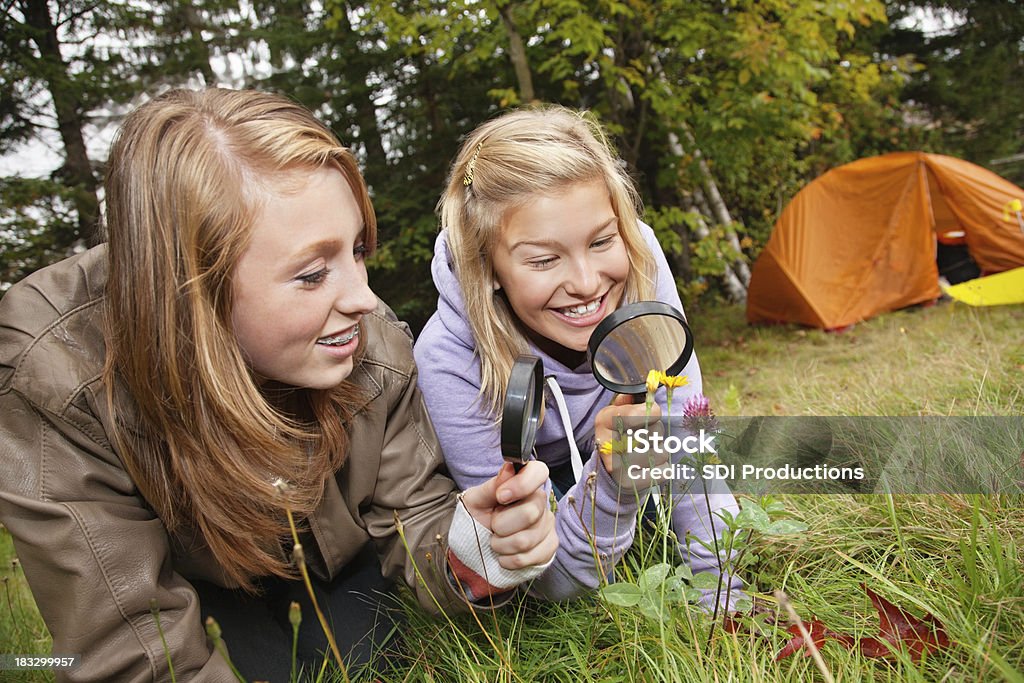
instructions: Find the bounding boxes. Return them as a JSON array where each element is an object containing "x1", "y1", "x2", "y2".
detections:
[
  {"x1": 438, "y1": 106, "x2": 657, "y2": 415},
  {"x1": 102, "y1": 88, "x2": 376, "y2": 590}
]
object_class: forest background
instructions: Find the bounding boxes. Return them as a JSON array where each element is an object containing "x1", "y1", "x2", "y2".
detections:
[{"x1": 1, "y1": 0, "x2": 1022, "y2": 331}]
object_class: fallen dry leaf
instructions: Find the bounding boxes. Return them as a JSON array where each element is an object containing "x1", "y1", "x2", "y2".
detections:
[
  {"x1": 774, "y1": 620, "x2": 853, "y2": 660},
  {"x1": 862, "y1": 583, "x2": 950, "y2": 661},
  {"x1": 775, "y1": 584, "x2": 950, "y2": 662}
]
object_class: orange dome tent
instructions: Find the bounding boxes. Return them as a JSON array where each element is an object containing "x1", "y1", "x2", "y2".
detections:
[{"x1": 746, "y1": 152, "x2": 1024, "y2": 329}]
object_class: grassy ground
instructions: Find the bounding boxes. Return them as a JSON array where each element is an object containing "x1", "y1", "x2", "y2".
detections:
[
  {"x1": 359, "y1": 300, "x2": 1023, "y2": 682},
  {"x1": 0, "y1": 531, "x2": 50, "y2": 683},
  {"x1": 2, "y1": 299, "x2": 1022, "y2": 681}
]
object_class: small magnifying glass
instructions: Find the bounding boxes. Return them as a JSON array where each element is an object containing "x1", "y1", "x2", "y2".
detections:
[
  {"x1": 587, "y1": 301, "x2": 694, "y2": 401},
  {"x1": 500, "y1": 354, "x2": 544, "y2": 471}
]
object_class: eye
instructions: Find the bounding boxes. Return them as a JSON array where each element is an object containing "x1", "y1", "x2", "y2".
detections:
[
  {"x1": 591, "y1": 235, "x2": 617, "y2": 249},
  {"x1": 297, "y1": 268, "x2": 330, "y2": 286},
  {"x1": 528, "y1": 256, "x2": 558, "y2": 269},
  {"x1": 353, "y1": 243, "x2": 369, "y2": 261}
]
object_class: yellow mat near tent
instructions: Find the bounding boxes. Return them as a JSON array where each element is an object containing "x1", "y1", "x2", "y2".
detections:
[{"x1": 943, "y1": 267, "x2": 1024, "y2": 306}]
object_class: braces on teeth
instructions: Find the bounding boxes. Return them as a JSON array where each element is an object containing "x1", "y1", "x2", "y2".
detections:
[{"x1": 318, "y1": 325, "x2": 359, "y2": 345}]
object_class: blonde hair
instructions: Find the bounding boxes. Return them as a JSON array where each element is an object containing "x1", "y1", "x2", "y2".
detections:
[
  {"x1": 439, "y1": 106, "x2": 657, "y2": 414},
  {"x1": 103, "y1": 88, "x2": 376, "y2": 590}
]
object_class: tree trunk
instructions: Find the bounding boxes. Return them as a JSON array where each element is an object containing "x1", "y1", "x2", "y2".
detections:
[
  {"x1": 648, "y1": 53, "x2": 750, "y2": 295},
  {"x1": 680, "y1": 126, "x2": 751, "y2": 286},
  {"x1": 682, "y1": 195, "x2": 747, "y2": 301},
  {"x1": 22, "y1": 0, "x2": 100, "y2": 245},
  {"x1": 496, "y1": 3, "x2": 534, "y2": 103},
  {"x1": 665, "y1": 128, "x2": 748, "y2": 302}
]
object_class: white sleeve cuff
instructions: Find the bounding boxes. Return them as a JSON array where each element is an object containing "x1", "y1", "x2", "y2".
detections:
[{"x1": 447, "y1": 497, "x2": 554, "y2": 591}]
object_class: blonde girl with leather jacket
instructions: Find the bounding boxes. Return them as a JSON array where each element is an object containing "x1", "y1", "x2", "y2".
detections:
[{"x1": 0, "y1": 88, "x2": 557, "y2": 682}]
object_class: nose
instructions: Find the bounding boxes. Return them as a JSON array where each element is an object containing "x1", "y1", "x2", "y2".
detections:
[
  {"x1": 563, "y1": 255, "x2": 602, "y2": 300},
  {"x1": 334, "y1": 264, "x2": 378, "y2": 318}
]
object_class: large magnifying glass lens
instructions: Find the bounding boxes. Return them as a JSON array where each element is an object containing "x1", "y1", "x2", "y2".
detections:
[{"x1": 588, "y1": 301, "x2": 694, "y2": 396}]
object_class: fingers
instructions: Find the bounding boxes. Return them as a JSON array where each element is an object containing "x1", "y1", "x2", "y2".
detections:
[
  {"x1": 459, "y1": 461, "x2": 518, "y2": 518},
  {"x1": 610, "y1": 392, "x2": 634, "y2": 407},
  {"x1": 496, "y1": 524, "x2": 558, "y2": 570},
  {"x1": 489, "y1": 494, "x2": 558, "y2": 569},
  {"x1": 488, "y1": 467, "x2": 558, "y2": 569},
  {"x1": 493, "y1": 460, "x2": 549, "y2": 505},
  {"x1": 493, "y1": 461, "x2": 515, "y2": 487},
  {"x1": 489, "y1": 485, "x2": 546, "y2": 536},
  {"x1": 596, "y1": 394, "x2": 665, "y2": 474},
  {"x1": 595, "y1": 401, "x2": 653, "y2": 443}
]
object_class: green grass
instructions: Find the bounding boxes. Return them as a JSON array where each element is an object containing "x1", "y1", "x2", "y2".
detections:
[
  {"x1": 0, "y1": 530, "x2": 51, "y2": 683},
  {"x1": 3, "y1": 300, "x2": 1023, "y2": 681},
  {"x1": 364, "y1": 301, "x2": 1024, "y2": 682},
  {"x1": 360, "y1": 491, "x2": 1023, "y2": 682},
  {"x1": 691, "y1": 299, "x2": 1024, "y2": 416}
]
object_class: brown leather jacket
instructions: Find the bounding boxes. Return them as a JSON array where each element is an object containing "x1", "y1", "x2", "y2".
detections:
[{"x1": 0, "y1": 246, "x2": 467, "y2": 681}]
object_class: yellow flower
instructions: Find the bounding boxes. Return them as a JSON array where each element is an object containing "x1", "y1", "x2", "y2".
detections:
[
  {"x1": 598, "y1": 440, "x2": 614, "y2": 456},
  {"x1": 646, "y1": 369, "x2": 662, "y2": 394},
  {"x1": 661, "y1": 373, "x2": 689, "y2": 389}
]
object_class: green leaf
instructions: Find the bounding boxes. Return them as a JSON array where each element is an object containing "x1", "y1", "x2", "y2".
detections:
[
  {"x1": 766, "y1": 519, "x2": 809, "y2": 535},
  {"x1": 600, "y1": 582, "x2": 644, "y2": 607},
  {"x1": 733, "y1": 597, "x2": 754, "y2": 613},
  {"x1": 639, "y1": 563, "x2": 672, "y2": 591},
  {"x1": 690, "y1": 571, "x2": 720, "y2": 591},
  {"x1": 637, "y1": 595, "x2": 663, "y2": 621},
  {"x1": 735, "y1": 501, "x2": 770, "y2": 532}
]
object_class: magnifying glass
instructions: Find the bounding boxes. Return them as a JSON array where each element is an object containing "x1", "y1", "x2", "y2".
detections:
[
  {"x1": 587, "y1": 301, "x2": 694, "y2": 400},
  {"x1": 500, "y1": 354, "x2": 544, "y2": 471}
]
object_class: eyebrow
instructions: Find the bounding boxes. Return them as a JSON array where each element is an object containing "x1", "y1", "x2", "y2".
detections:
[
  {"x1": 287, "y1": 239, "x2": 344, "y2": 269},
  {"x1": 284, "y1": 223, "x2": 368, "y2": 270},
  {"x1": 508, "y1": 216, "x2": 618, "y2": 253}
]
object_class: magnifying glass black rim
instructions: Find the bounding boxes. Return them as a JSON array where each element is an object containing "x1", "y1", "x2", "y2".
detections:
[
  {"x1": 587, "y1": 301, "x2": 694, "y2": 395},
  {"x1": 501, "y1": 354, "x2": 543, "y2": 464}
]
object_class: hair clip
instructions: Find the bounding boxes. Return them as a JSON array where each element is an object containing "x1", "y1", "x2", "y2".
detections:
[{"x1": 462, "y1": 142, "x2": 484, "y2": 187}]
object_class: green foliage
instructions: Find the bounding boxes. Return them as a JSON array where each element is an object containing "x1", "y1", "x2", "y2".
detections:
[
  {"x1": 0, "y1": 177, "x2": 81, "y2": 295},
  {"x1": 600, "y1": 494, "x2": 803, "y2": 625},
  {"x1": 697, "y1": 301, "x2": 1024, "y2": 417},
  {"x1": 0, "y1": 1, "x2": 1010, "y2": 319},
  {"x1": 889, "y1": 1, "x2": 1024, "y2": 173}
]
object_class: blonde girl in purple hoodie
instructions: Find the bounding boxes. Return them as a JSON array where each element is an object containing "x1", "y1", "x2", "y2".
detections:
[{"x1": 415, "y1": 106, "x2": 742, "y2": 604}]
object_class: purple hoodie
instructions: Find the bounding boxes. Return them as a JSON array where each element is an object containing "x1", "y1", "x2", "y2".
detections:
[{"x1": 414, "y1": 223, "x2": 741, "y2": 602}]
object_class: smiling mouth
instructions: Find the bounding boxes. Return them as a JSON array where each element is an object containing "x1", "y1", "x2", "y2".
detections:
[
  {"x1": 317, "y1": 325, "x2": 359, "y2": 346},
  {"x1": 556, "y1": 295, "x2": 603, "y2": 319}
]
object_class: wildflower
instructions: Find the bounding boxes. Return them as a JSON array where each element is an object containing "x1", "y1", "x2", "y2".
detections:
[
  {"x1": 599, "y1": 436, "x2": 629, "y2": 456},
  {"x1": 645, "y1": 370, "x2": 661, "y2": 415},
  {"x1": 645, "y1": 369, "x2": 661, "y2": 394},
  {"x1": 681, "y1": 393, "x2": 719, "y2": 434},
  {"x1": 660, "y1": 373, "x2": 689, "y2": 389},
  {"x1": 205, "y1": 616, "x2": 223, "y2": 640}
]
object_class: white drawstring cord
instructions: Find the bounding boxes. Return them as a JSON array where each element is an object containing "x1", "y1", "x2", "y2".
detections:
[
  {"x1": 544, "y1": 376, "x2": 585, "y2": 483},
  {"x1": 545, "y1": 376, "x2": 660, "y2": 510}
]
